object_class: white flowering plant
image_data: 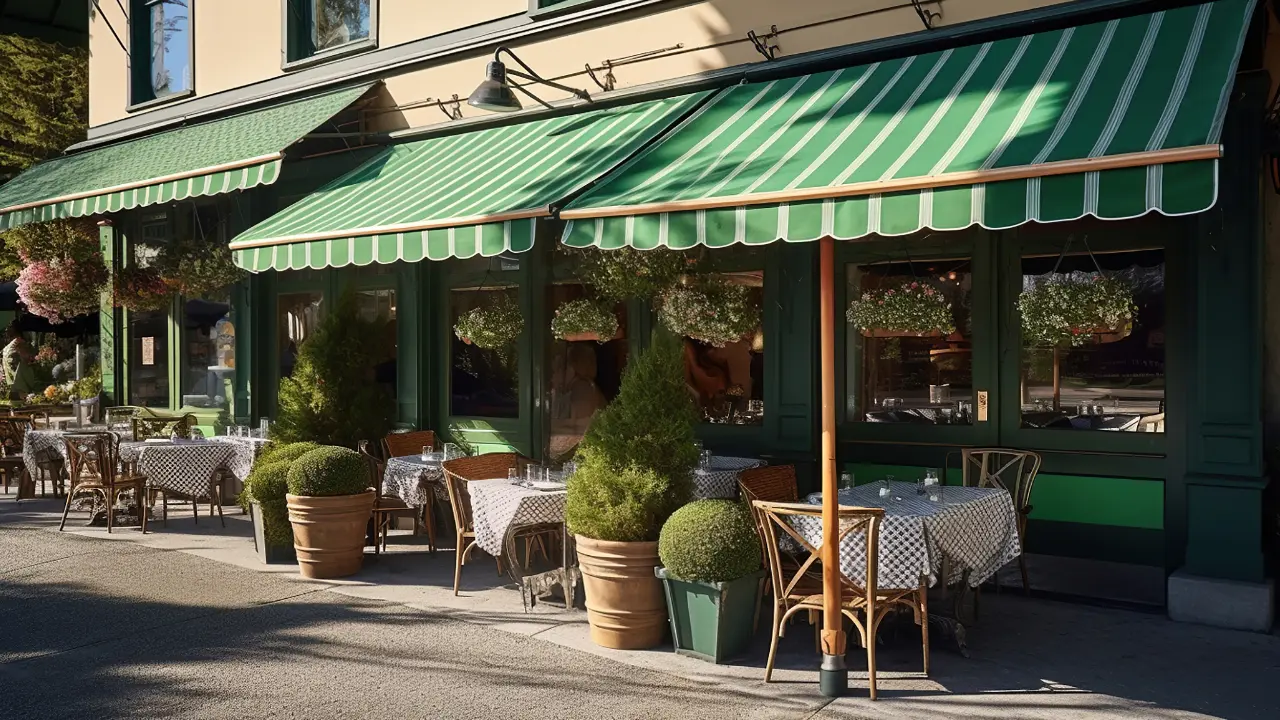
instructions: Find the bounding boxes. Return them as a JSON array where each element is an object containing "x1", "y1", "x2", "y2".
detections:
[
  {"x1": 453, "y1": 293, "x2": 523, "y2": 350},
  {"x1": 658, "y1": 278, "x2": 759, "y2": 347},
  {"x1": 551, "y1": 299, "x2": 619, "y2": 343},
  {"x1": 1018, "y1": 275, "x2": 1136, "y2": 348},
  {"x1": 846, "y1": 280, "x2": 956, "y2": 336}
]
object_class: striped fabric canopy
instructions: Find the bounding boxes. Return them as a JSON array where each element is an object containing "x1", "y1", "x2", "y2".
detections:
[
  {"x1": 231, "y1": 92, "x2": 711, "y2": 272},
  {"x1": 0, "y1": 86, "x2": 372, "y2": 231},
  {"x1": 562, "y1": 0, "x2": 1252, "y2": 249}
]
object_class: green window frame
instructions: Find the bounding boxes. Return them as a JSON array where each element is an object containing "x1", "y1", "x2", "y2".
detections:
[
  {"x1": 283, "y1": 0, "x2": 379, "y2": 69},
  {"x1": 128, "y1": 0, "x2": 194, "y2": 109}
]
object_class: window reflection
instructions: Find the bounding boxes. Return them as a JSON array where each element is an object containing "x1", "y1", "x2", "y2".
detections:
[
  {"x1": 129, "y1": 310, "x2": 169, "y2": 408},
  {"x1": 1019, "y1": 250, "x2": 1165, "y2": 432},
  {"x1": 312, "y1": 0, "x2": 372, "y2": 52},
  {"x1": 450, "y1": 289, "x2": 519, "y2": 419},
  {"x1": 682, "y1": 271, "x2": 765, "y2": 425},
  {"x1": 181, "y1": 294, "x2": 233, "y2": 411},
  {"x1": 846, "y1": 261, "x2": 973, "y2": 424},
  {"x1": 278, "y1": 293, "x2": 323, "y2": 381},
  {"x1": 548, "y1": 284, "x2": 625, "y2": 459},
  {"x1": 355, "y1": 288, "x2": 397, "y2": 400},
  {"x1": 147, "y1": 0, "x2": 191, "y2": 98}
]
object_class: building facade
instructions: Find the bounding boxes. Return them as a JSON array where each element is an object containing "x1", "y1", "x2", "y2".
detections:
[{"x1": 2, "y1": 0, "x2": 1272, "y2": 624}]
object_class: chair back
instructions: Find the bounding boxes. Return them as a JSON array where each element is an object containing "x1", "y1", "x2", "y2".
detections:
[
  {"x1": 738, "y1": 465, "x2": 799, "y2": 567},
  {"x1": 0, "y1": 416, "x2": 33, "y2": 457},
  {"x1": 382, "y1": 430, "x2": 437, "y2": 459},
  {"x1": 11, "y1": 407, "x2": 51, "y2": 428},
  {"x1": 441, "y1": 453, "x2": 526, "y2": 533},
  {"x1": 104, "y1": 406, "x2": 140, "y2": 431},
  {"x1": 358, "y1": 440, "x2": 388, "y2": 497},
  {"x1": 960, "y1": 448, "x2": 1041, "y2": 527},
  {"x1": 132, "y1": 414, "x2": 196, "y2": 441},
  {"x1": 63, "y1": 432, "x2": 120, "y2": 485},
  {"x1": 752, "y1": 500, "x2": 884, "y2": 603}
]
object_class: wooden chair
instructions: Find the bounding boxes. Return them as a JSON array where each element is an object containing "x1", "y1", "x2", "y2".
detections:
[
  {"x1": 960, "y1": 448, "x2": 1041, "y2": 594},
  {"x1": 382, "y1": 430, "x2": 440, "y2": 548},
  {"x1": 441, "y1": 452, "x2": 527, "y2": 595},
  {"x1": 59, "y1": 432, "x2": 148, "y2": 534},
  {"x1": 132, "y1": 413, "x2": 197, "y2": 441},
  {"x1": 11, "y1": 407, "x2": 50, "y2": 428},
  {"x1": 360, "y1": 440, "x2": 411, "y2": 554},
  {"x1": 738, "y1": 465, "x2": 800, "y2": 629},
  {"x1": 753, "y1": 501, "x2": 928, "y2": 700},
  {"x1": 0, "y1": 417, "x2": 33, "y2": 497}
]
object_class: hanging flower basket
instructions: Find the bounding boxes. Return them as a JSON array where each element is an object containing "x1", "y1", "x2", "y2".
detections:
[
  {"x1": 159, "y1": 237, "x2": 246, "y2": 297},
  {"x1": 569, "y1": 246, "x2": 695, "y2": 302},
  {"x1": 16, "y1": 259, "x2": 108, "y2": 323},
  {"x1": 113, "y1": 265, "x2": 173, "y2": 313},
  {"x1": 551, "y1": 298, "x2": 621, "y2": 343},
  {"x1": 846, "y1": 281, "x2": 956, "y2": 337},
  {"x1": 1018, "y1": 275, "x2": 1136, "y2": 348},
  {"x1": 454, "y1": 293, "x2": 523, "y2": 351},
  {"x1": 658, "y1": 278, "x2": 760, "y2": 347}
]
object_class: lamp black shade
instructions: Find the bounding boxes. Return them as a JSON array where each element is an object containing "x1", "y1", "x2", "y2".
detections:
[{"x1": 468, "y1": 61, "x2": 522, "y2": 113}]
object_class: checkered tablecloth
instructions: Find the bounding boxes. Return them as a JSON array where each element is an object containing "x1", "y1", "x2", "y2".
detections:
[
  {"x1": 383, "y1": 454, "x2": 447, "y2": 505},
  {"x1": 693, "y1": 455, "x2": 766, "y2": 499},
  {"x1": 795, "y1": 482, "x2": 1021, "y2": 591},
  {"x1": 209, "y1": 436, "x2": 273, "y2": 481},
  {"x1": 469, "y1": 479, "x2": 567, "y2": 557},
  {"x1": 138, "y1": 443, "x2": 235, "y2": 500}
]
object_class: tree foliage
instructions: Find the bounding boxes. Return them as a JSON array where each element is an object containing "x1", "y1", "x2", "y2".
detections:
[{"x1": 0, "y1": 34, "x2": 88, "y2": 181}]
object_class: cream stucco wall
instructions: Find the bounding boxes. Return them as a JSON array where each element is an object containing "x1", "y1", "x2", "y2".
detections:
[{"x1": 89, "y1": 0, "x2": 1072, "y2": 130}]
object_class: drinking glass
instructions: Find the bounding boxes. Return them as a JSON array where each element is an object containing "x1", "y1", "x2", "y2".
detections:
[
  {"x1": 924, "y1": 468, "x2": 940, "y2": 486},
  {"x1": 840, "y1": 472, "x2": 854, "y2": 491},
  {"x1": 563, "y1": 460, "x2": 577, "y2": 478},
  {"x1": 928, "y1": 483, "x2": 944, "y2": 503},
  {"x1": 259, "y1": 417, "x2": 269, "y2": 435},
  {"x1": 526, "y1": 463, "x2": 542, "y2": 485},
  {"x1": 443, "y1": 442, "x2": 460, "y2": 460},
  {"x1": 421, "y1": 445, "x2": 431, "y2": 461},
  {"x1": 507, "y1": 468, "x2": 520, "y2": 484},
  {"x1": 699, "y1": 449, "x2": 713, "y2": 469},
  {"x1": 879, "y1": 477, "x2": 893, "y2": 498}
]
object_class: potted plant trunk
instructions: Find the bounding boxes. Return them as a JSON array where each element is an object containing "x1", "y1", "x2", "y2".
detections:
[
  {"x1": 567, "y1": 329, "x2": 699, "y2": 650},
  {"x1": 285, "y1": 445, "x2": 375, "y2": 579},
  {"x1": 656, "y1": 499, "x2": 766, "y2": 663},
  {"x1": 240, "y1": 442, "x2": 319, "y2": 564}
]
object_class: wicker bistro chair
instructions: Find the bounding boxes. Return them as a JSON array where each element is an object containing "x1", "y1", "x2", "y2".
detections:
[
  {"x1": 960, "y1": 448, "x2": 1041, "y2": 594},
  {"x1": 441, "y1": 453, "x2": 532, "y2": 595},
  {"x1": 360, "y1": 440, "x2": 411, "y2": 554},
  {"x1": 131, "y1": 413, "x2": 197, "y2": 441},
  {"x1": 59, "y1": 432, "x2": 148, "y2": 534},
  {"x1": 752, "y1": 501, "x2": 928, "y2": 700},
  {"x1": 0, "y1": 417, "x2": 33, "y2": 497},
  {"x1": 381, "y1": 430, "x2": 441, "y2": 548},
  {"x1": 738, "y1": 465, "x2": 800, "y2": 630}
]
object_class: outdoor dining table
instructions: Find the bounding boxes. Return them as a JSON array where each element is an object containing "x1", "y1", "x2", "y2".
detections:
[
  {"x1": 136, "y1": 441, "x2": 236, "y2": 504},
  {"x1": 693, "y1": 455, "x2": 766, "y2": 499},
  {"x1": 797, "y1": 481, "x2": 1021, "y2": 592},
  {"x1": 383, "y1": 452, "x2": 448, "y2": 506},
  {"x1": 469, "y1": 477, "x2": 568, "y2": 558}
]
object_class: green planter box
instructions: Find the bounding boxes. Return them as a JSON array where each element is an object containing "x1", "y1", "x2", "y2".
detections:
[
  {"x1": 656, "y1": 567, "x2": 766, "y2": 664},
  {"x1": 250, "y1": 501, "x2": 297, "y2": 565}
]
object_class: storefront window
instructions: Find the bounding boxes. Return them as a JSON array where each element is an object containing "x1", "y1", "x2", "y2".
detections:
[
  {"x1": 547, "y1": 284, "x2": 625, "y2": 459},
  {"x1": 180, "y1": 293, "x2": 234, "y2": 411},
  {"x1": 355, "y1": 288, "x2": 397, "y2": 399},
  {"x1": 1019, "y1": 250, "x2": 1165, "y2": 432},
  {"x1": 278, "y1": 293, "x2": 323, "y2": 381},
  {"x1": 846, "y1": 260, "x2": 973, "y2": 424},
  {"x1": 450, "y1": 288, "x2": 519, "y2": 418},
  {"x1": 129, "y1": 310, "x2": 170, "y2": 408},
  {"x1": 682, "y1": 271, "x2": 765, "y2": 425}
]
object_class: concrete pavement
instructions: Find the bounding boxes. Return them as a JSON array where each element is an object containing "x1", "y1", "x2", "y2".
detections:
[{"x1": 2, "y1": 493, "x2": 1278, "y2": 719}]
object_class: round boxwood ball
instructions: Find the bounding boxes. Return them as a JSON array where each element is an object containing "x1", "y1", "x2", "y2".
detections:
[
  {"x1": 260, "y1": 441, "x2": 321, "y2": 466},
  {"x1": 658, "y1": 499, "x2": 762, "y2": 583},
  {"x1": 247, "y1": 460, "x2": 291, "y2": 503},
  {"x1": 286, "y1": 445, "x2": 371, "y2": 498}
]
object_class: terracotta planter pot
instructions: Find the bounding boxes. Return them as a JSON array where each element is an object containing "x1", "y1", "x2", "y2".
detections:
[
  {"x1": 575, "y1": 536, "x2": 667, "y2": 649},
  {"x1": 286, "y1": 491, "x2": 375, "y2": 579},
  {"x1": 560, "y1": 328, "x2": 624, "y2": 343}
]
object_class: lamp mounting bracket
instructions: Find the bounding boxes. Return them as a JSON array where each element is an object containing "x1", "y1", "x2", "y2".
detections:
[
  {"x1": 911, "y1": 0, "x2": 942, "y2": 30},
  {"x1": 748, "y1": 25, "x2": 780, "y2": 61}
]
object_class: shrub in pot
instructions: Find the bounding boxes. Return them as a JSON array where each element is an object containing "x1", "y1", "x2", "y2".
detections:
[
  {"x1": 285, "y1": 445, "x2": 375, "y2": 579},
  {"x1": 656, "y1": 499, "x2": 765, "y2": 663},
  {"x1": 239, "y1": 442, "x2": 319, "y2": 564},
  {"x1": 566, "y1": 329, "x2": 698, "y2": 649}
]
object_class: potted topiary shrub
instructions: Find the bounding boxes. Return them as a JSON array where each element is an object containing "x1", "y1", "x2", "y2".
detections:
[
  {"x1": 566, "y1": 329, "x2": 699, "y2": 650},
  {"x1": 240, "y1": 442, "x2": 319, "y2": 564},
  {"x1": 656, "y1": 499, "x2": 765, "y2": 663},
  {"x1": 285, "y1": 445, "x2": 375, "y2": 579}
]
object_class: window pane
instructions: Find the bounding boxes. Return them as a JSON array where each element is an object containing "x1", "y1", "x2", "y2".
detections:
[
  {"x1": 548, "y1": 284, "x2": 626, "y2": 459},
  {"x1": 1019, "y1": 250, "x2": 1165, "y2": 432},
  {"x1": 149, "y1": 0, "x2": 190, "y2": 97},
  {"x1": 682, "y1": 272, "x2": 765, "y2": 425},
  {"x1": 355, "y1": 288, "x2": 397, "y2": 400},
  {"x1": 181, "y1": 293, "x2": 233, "y2": 412},
  {"x1": 312, "y1": 0, "x2": 371, "y2": 52},
  {"x1": 450, "y1": 289, "x2": 518, "y2": 418},
  {"x1": 129, "y1": 310, "x2": 170, "y2": 408},
  {"x1": 846, "y1": 261, "x2": 974, "y2": 425},
  {"x1": 278, "y1": 293, "x2": 323, "y2": 381}
]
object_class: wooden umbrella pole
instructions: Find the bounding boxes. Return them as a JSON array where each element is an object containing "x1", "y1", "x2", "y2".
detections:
[{"x1": 818, "y1": 236, "x2": 847, "y2": 697}]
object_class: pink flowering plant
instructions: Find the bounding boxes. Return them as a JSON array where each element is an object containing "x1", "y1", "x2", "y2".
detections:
[
  {"x1": 658, "y1": 277, "x2": 760, "y2": 347},
  {"x1": 1018, "y1": 274, "x2": 1136, "y2": 348},
  {"x1": 847, "y1": 280, "x2": 956, "y2": 336},
  {"x1": 113, "y1": 265, "x2": 173, "y2": 312},
  {"x1": 7, "y1": 219, "x2": 108, "y2": 322}
]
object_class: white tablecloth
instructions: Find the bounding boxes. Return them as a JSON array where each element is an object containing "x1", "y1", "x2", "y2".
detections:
[
  {"x1": 139, "y1": 443, "x2": 236, "y2": 499},
  {"x1": 693, "y1": 455, "x2": 766, "y2": 499},
  {"x1": 795, "y1": 482, "x2": 1021, "y2": 590},
  {"x1": 469, "y1": 479, "x2": 567, "y2": 557},
  {"x1": 209, "y1": 436, "x2": 273, "y2": 481},
  {"x1": 383, "y1": 454, "x2": 447, "y2": 505}
]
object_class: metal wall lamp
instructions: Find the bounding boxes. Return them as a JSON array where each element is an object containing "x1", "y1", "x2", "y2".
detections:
[{"x1": 468, "y1": 46, "x2": 592, "y2": 113}]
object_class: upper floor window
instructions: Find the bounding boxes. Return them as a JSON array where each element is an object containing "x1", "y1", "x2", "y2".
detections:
[
  {"x1": 286, "y1": 0, "x2": 376, "y2": 65},
  {"x1": 131, "y1": 0, "x2": 192, "y2": 105}
]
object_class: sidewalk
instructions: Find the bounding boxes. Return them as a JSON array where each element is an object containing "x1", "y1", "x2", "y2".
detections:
[{"x1": 3, "y1": 492, "x2": 1278, "y2": 719}]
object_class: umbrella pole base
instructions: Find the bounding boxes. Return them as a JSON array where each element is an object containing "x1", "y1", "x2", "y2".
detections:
[{"x1": 819, "y1": 654, "x2": 847, "y2": 697}]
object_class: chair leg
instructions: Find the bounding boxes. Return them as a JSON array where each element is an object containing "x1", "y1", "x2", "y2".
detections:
[
  {"x1": 192, "y1": 494, "x2": 199, "y2": 524},
  {"x1": 215, "y1": 486, "x2": 225, "y2": 528},
  {"x1": 424, "y1": 499, "x2": 438, "y2": 553},
  {"x1": 106, "y1": 488, "x2": 114, "y2": 534},
  {"x1": 764, "y1": 602, "x2": 783, "y2": 683},
  {"x1": 57, "y1": 488, "x2": 76, "y2": 531},
  {"x1": 920, "y1": 584, "x2": 930, "y2": 677},
  {"x1": 1019, "y1": 554, "x2": 1031, "y2": 595},
  {"x1": 866, "y1": 612, "x2": 878, "y2": 701},
  {"x1": 453, "y1": 533, "x2": 465, "y2": 596},
  {"x1": 140, "y1": 486, "x2": 148, "y2": 534}
]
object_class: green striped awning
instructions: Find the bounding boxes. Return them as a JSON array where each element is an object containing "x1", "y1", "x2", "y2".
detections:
[
  {"x1": 0, "y1": 85, "x2": 373, "y2": 230},
  {"x1": 562, "y1": 0, "x2": 1252, "y2": 249},
  {"x1": 230, "y1": 92, "x2": 711, "y2": 272}
]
